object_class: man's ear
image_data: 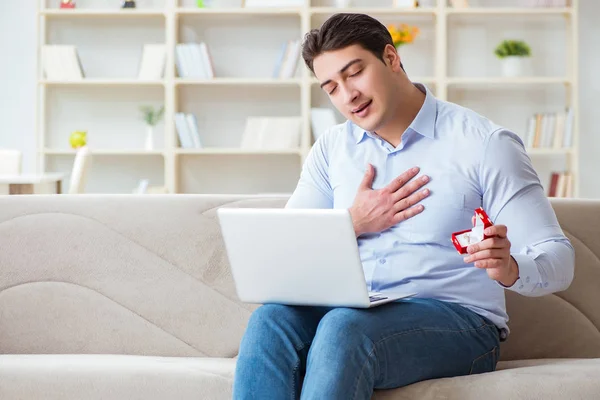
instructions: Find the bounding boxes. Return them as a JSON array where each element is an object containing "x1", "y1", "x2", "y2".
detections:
[{"x1": 383, "y1": 44, "x2": 402, "y2": 72}]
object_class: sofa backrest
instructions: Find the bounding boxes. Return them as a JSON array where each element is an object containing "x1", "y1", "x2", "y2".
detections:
[
  {"x1": 500, "y1": 198, "x2": 600, "y2": 360},
  {"x1": 0, "y1": 195, "x2": 599, "y2": 361}
]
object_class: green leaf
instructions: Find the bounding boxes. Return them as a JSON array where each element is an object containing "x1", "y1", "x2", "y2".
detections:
[{"x1": 494, "y1": 39, "x2": 531, "y2": 58}]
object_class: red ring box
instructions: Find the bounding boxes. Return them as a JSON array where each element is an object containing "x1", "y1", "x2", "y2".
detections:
[{"x1": 451, "y1": 207, "x2": 493, "y2": 254}]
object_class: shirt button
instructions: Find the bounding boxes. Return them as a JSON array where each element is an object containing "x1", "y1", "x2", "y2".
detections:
[
  {"x1": 379, "y1": 259, "x2": 387, "y2": 264},
  {"x1": 525, "y1": 276, "x2": 530, "y2": 283},
  {"x1": 544, "y1": 282, "x2": 549, "y2": 288},
  {"x1": 519, "y1": 285, "x2": 524, "y2": 289},
  {"x1": 393, "y1": 241, "x2": 400, "y2": 247}
]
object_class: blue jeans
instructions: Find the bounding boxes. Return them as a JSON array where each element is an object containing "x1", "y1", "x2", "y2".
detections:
[{"x1": 233, "y1": 298, "x2": 500, "y2": 400}]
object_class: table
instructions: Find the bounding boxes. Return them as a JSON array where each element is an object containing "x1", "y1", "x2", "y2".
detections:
[{"x1": 0, "y1": 173, "x2": 66, "y2": 195}]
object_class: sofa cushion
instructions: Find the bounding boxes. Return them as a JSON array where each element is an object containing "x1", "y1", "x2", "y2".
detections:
[
  {"x1": 0, "y1": 355, "x2": 236, "y2": 400},
  {"x1": 373, "y1": 358, "x2": 600, "y2": 400},
  {"x1": 2, "y1": 355, "x2": 599, "y2": 400}
]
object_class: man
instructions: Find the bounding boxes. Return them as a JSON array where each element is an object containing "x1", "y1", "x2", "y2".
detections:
[{"x1": 233, "y1": 13, "x2": 575, "y2": 400}]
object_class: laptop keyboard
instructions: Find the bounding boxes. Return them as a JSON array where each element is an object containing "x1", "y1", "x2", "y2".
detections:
[{"x1": 369, "y1": 295, "x2": 388, "y2": 302}]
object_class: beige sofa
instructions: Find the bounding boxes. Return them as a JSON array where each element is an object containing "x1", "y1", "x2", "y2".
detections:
[{"x1": 1, "y1": 194, "x2": 599, "y2": 400}]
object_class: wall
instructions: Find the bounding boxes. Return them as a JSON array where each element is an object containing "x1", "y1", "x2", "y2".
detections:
[
  {"x1": 0, "y1": 0, "x2": 37, "y2": 174},
  {"x1": 577, "y1": 0, "x2": 600, "y2": 199},
  {"x1": 1, "y1": 1, "x2": 598, "y2": 196}
]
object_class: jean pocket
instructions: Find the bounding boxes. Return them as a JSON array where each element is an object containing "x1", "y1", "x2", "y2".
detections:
[{"x1": 469, "y1": 346, "x2": 498, "y2": 375}]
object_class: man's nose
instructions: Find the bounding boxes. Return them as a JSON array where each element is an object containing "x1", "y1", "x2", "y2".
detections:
[{"x1": 343, "y1": 85, "x2": 359, "y2": 105}]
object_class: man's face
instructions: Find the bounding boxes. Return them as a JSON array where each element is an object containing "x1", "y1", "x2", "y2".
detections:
[{"x1": 313, "y1": 44, "x2": 397, "y2": 132}]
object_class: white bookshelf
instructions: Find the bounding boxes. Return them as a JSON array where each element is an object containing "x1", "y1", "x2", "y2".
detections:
[{"x1": 35, "y1": 0, "x2": 579, "y2": 197}]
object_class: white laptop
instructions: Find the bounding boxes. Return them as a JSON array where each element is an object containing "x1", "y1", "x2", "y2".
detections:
[{"x1": 216, "y1": 208, "x2": 417, "y2": 308}]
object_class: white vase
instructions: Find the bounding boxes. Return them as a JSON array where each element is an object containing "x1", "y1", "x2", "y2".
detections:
[
  {"x1": 144, "y1": 126, "x2": 154, "y2": 151},
  {"x1": 501, "y1": 56, "x2": 529, "y2": 77},
  {"x1": 334, "y1": 0, "x2": 351, "y2": 8}
]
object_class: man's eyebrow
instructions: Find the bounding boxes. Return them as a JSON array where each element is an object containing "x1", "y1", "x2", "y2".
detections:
[{"x1": 319, "y1": 58, "x2": 363, "y2": 89}]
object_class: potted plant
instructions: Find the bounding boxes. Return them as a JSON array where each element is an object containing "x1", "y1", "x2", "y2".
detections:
[
  {"x1": 140, "y1": 105, "x2": 165, "y2": 151},
  {"x1": 494, "y1": 39, "x2": 532, "y2": 77},
  {"x1": 387, "y1": 23, "x2": 420, "y2": 53}
]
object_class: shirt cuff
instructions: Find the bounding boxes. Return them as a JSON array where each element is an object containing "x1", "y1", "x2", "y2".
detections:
[{"x1": 498, "y1": 253, "x2": 541, "y2": 294}]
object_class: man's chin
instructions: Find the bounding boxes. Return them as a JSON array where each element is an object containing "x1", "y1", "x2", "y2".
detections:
[{"x1": 350, "y1": 116, "x2": 379, "y2": 132}]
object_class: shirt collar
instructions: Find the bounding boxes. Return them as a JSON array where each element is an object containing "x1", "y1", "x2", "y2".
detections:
[{"x1": 352, "y1": 82, "x2": 437, "y2": 144}]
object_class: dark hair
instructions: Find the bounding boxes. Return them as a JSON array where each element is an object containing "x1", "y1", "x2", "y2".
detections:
[{"x1": 302, "y1": 13, "x2": 403, "y2": 74}]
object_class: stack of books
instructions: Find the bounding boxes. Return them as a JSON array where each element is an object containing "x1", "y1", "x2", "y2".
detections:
[
  {"x1": 548, "y1": 171, "x2": 573, "y2": 197},
  {"x1": 523, "y1": 108, "x2": 574, "y2": 150},
  {"x1": 176, "y1": 43, "x2": 215, "y2": 79},
  {"x1": 175, "y1": 113, "x2": 203, "y2": 149},
  {"x1": 273, "y1": 40, "x2": 301, "y2": 79},
  {"x1": 42, "y1": 45, "x2": 84, "y2": 80}
]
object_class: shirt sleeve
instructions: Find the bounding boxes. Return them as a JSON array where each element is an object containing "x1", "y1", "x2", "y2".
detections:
[
  {"x1": 479, "y1": 128, "x2": 575, "y2": 296},
  {"x1": 285, "y1": 132, "x2": 333, "y2": 209}
]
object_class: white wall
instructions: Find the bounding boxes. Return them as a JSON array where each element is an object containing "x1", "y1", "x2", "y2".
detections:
[
  {"x1": 0, "y1": 0, "x2": 37, "y2": 174},
  {"x1": 1, "y1": 1, "x2": 599, "y2": 196},
  {"x1": 577, "y1": 0, "x2": 600, "y2": 199}
]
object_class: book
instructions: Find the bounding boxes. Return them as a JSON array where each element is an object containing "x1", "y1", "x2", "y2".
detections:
[
  {"x1": 138, "y1": 44, "x2": 166, "y2": 80},
  {"x1": 176, "y1": 42, "x2": 215, "y2": 79},
  {"x1": 548, "y1": 171, "x2": 573, "y2": 197},
  {"x1": 523, "y1": 108, "x2": 573, "y2": 150},
  {"x1": 174, "y1": 112, "x2": 202, "y2": 149},
  {"x1": 42, "y1": 45, "x2": 84, "y2": 80},
  {"x1": 273, "y1": 39, "x2": 300, "y2": 79}
]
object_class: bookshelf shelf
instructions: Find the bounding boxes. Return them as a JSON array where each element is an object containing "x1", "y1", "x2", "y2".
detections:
[
  {"x1": 40, "y1": 79, "x2": 166, "y2": 86},
  {"x1": 44, "y1": 149, "x2": 166, "y2": 156},
  {"x1": 35, "y1": 0, "x2": 580, "y2": 197},
  {"x1": 40, "y1": 9, "x2": 166, "y2": 18},
  {"x1": 175, "y1": 148, "x2": 302, "y2": 155},
  {"x1": 175, "y1": 78, "x2": 303, "y2": 86},
  {"x1": 309, "y1": 7, "x2": 437, "y2": 15},
  {"x1": 527, "y1": 148, "x2": 573, "y2": 156},
  {"x1": 176, "y1": 7, "x2": 303, "y2": 16},
  {"x1": 446, "y1": 77, "x2": 572, "y2": 86},
  {"x1": 446, "y1": 7, "x2": 573, "y2": 16}
]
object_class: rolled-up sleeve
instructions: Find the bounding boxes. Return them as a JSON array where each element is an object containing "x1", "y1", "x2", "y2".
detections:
[
  {"x1": 285, "y1": 132, "x2": 333, "y2": 209},
  {"x1": 479, "y1": 128, "x2": 575, "y2": 296}
]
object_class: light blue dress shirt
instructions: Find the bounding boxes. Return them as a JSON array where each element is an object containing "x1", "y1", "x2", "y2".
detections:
[{"x1": 286, "y1": 83, "x2": 575, "y2": 334}]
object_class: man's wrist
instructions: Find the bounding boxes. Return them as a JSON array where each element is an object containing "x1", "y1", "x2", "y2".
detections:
[
  {"x1": 498, "y1": 256, "x2": 520, "y2": 287},
  {"x1": 349, "y1": 208, "x2": 363, "y2": 237}
]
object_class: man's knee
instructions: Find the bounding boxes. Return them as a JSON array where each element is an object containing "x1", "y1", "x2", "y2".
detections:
[
  {"x1": 313, "y1": 308, "x2": 374, "y2": 353},
  {"x1": 247, "y1": 304, "x2": 292, "y2": 332},
  {"x1": 317, "y1": 308, "x2": 370, "y2": 338}
]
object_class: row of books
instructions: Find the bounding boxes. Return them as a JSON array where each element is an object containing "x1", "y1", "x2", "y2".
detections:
[
  {"x1": 174, "y1": 109, "x2": 337, "y2": 150},
  {"x1": 548, "y1": 171, "x2": 573, "y2": 198},
  {"x1": 175, "y1": 43, "x2": 215, "y2": 79},
  {"x1": 42, "y1": 44, "x2": 167, "y2": 80},
  {"x1": 523, "y1": 108, "x2": 574, "y2": 150},
  {"x1": 273, "y1": 40, "x2": 301, "y2": 79},
  {"x1": 175, "y1": 113, "x2": 203, "y2": 148}
]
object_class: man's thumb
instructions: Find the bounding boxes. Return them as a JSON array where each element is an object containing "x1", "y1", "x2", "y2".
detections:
[{"x1": 360, "y1": 164, "x2": 375, "y2": 190}]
